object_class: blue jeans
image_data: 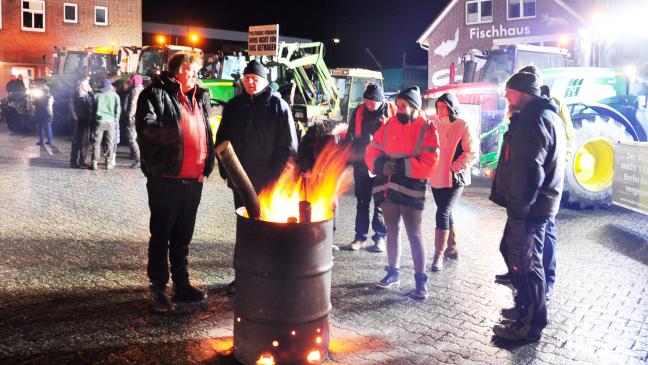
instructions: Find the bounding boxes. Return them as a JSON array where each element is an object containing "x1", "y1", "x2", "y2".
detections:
[
  {"x1": 38, "y1": 120, "x2": 53, "y2": 144},
  {"x1": 353, "y1": 166, "x2": 386, "y2": 241}
]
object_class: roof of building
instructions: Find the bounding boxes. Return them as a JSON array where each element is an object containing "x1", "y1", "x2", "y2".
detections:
[
  {"x1": 143, "y1": 22, "x2": 311, "y2": 44},
  {"x1": 416, "y1": 0, "x2": 589, "y2": 48}
]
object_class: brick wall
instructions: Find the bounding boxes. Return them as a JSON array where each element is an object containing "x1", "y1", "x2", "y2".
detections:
[
  {"x1": 424, "y1": 0, "x2": 584, "y2": 88},
  {"x1": 0, "y1": 0, "x2": 141, "y2": 95}
]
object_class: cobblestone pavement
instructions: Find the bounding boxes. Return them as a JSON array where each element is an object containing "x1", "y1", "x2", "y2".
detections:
[{"x1": 0, "y1": 124, "x2": 647, "y2": 365}]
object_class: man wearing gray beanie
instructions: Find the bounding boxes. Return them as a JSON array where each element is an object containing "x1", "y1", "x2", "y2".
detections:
[{"x1": 489, "y1": 71, "x2": 566, "y2": 341}]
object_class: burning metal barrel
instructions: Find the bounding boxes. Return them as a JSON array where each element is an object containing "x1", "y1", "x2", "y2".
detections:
[{"x1": 234, "y1": 207, "x2": 333, "y2": 365}]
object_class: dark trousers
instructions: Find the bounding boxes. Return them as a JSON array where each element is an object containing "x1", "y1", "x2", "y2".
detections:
[
  {"x1": 502, "y1": 216, "x2": 549, "y2": 329},
  {"x1": 353, "y1": 166, "x2": 386, "y2": 241},
  {"x1": 543, "y1": 218, "x2": 556, "y2": 289},
  {"x1": 431, "y1": 186, "x2": 464, "y2": 229},
  {"x1": 70, "y1": 122, "x2": 90, "y2": 166},
  {"x1": 500, "y1": 216, "x2": 557, "y2": 293},
  {"x1": 146, "y1": 178, "x2": 203, "y2": 290}
]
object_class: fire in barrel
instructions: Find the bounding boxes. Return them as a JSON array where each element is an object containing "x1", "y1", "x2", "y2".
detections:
[{"x1": 217, "y1": 140, "x2": 351, "y2": 365}]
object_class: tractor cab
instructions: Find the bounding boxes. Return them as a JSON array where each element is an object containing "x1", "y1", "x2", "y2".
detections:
[
  {"x1": 137, "y1": 45, "x2": 201, "y2": 78},
  {"x1": 331, "y1": 68, "x2": 384, "y2": 125}
]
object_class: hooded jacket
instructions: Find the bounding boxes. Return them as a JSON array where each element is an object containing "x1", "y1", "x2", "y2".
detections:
[
  {"x1": 94, "y1": 82, "x2": 121, "y2": 124},
  {"x1": 135, "y1": 71, "x2": 215, "y2": 178},
  {"x1": 430, "y1": 93, "x2": 478, "y2": 188},
  {"x1": 490, "y1": 96, "x2": 566, "y2": 219},
  {"x1": 216, "y1": 86, "x2": 298, "y2": 192}
]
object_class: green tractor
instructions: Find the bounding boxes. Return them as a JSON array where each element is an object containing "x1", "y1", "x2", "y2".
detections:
[{"x1": 543, "y1": 67, "x2": 647, "y2": 208}]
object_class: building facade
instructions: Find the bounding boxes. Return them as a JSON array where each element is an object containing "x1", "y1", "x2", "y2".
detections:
[
  {"x1": 0, "y1": 0, "x2": 141, "y2": 95},
  {"x1": 417, "y1": 0, "x2": 588, "y2": 88}
]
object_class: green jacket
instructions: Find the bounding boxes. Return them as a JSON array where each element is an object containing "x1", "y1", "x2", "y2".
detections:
[{"x1": 94, "y1": 87, "x2": 121, "y2": 124}]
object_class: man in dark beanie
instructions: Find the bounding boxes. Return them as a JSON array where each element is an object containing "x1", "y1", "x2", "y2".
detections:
[
  {"x1": 344, "y1": 84, "x2": 396, "y2": 252},
  {"x1": 489, "y1": 71, "x2": 566, "y2": 341},
  {"x1": 216, "y1": 59, "x2": 298, "y2": 294}
]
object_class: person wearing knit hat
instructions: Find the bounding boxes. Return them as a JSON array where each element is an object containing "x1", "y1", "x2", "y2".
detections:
[
  {"x1": 217, "y1": 57, "x2": 298, "y2": 296},
  {"x1": 125, "y1": 74, "x2": 144, "y2": 168},
  {"x1": 396, "y1": 86, "x2": 422, "y2": 112},
  {"x1": 91, "y1": 77, "x2": 121, "y2": 170},
  {"x1": 491, "y1": 69, "x2": 567, "y2": 341},
  {"x1": 243, "y1": 60, "x2": 267, "y2": 79},
  {"x1": 518, "y1": 65, "x2": 541, "y2": 79},
  {"x1": 344, "y1": 83, "x2": 395, "y2": 253},
  {"x1": 365, "y1": 85, "x2": 440, "y2": 300}
]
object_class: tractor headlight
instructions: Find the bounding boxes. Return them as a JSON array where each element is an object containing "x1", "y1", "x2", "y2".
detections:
[{"x1": 29, "y1": 89, "x2": 44, "y2": 98}]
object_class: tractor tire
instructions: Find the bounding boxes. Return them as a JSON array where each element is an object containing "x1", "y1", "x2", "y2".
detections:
[{"x1": 562, "y1": 114, "x2": 633, "y2": 209}]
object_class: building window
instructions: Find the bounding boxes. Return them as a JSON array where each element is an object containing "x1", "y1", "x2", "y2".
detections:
[
  {"x1": 64, "y1": 3, "x2": 77, "y2": 24},
  {"x1": 22, "y1": 0, "x2": 46, "y2": 32},
  {"x1": 95, "y1": 6, "x2": 108, "y2": 26},
  {"x1": 508, "y1": 0, "x2": 536, "y2": 20},
  {"x1": 466, "y1": 0, "x2": 493, "y2": 25}
]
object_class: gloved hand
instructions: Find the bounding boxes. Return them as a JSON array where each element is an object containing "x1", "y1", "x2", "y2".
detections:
[{"x1": 382, "y1": 159, "x2": 397, "y2": 176}]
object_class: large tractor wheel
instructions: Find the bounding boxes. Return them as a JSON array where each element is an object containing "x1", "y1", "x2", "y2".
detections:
[{"x1": 563, "y1": 106, "x2": 635, "y2": 209}]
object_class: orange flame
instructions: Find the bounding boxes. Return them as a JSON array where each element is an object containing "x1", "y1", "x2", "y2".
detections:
[{"x1": 257, "y1": 141, "x2": 352, "y2": 223}]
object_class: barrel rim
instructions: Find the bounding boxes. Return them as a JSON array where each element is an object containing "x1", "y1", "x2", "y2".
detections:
[{"x1": 236, "y1": 206, "x2": 334, "y2": 225}]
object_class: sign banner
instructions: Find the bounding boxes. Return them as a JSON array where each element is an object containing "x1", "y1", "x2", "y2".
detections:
[
  {"x1": 612, "y1": 141, "x2": 648, "y2": 215},
  {"x1": 248, "y1": 24, "x2": 279, "y2": 56}
]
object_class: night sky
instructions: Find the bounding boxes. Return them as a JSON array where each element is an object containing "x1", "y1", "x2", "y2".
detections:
[{"x1": 143, "y1": 0, "x2": 450, "y2": 69}]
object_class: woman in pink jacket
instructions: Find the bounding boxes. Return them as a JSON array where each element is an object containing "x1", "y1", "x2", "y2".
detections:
[{"x1": 429, "y1": 93, "x2": 478, "y2": 271}]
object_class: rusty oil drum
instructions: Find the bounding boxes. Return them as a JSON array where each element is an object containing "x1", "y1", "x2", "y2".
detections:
[{"x1": 233, "y1": 207, "x2": 333, "y2": 365}]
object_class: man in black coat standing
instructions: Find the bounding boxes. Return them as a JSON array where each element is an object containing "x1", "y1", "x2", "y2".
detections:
[
  {"x1": 216, "y1": 60, "x2": 298, "y2": 207},
  {"x1": 215, "y1": 60, "x2": 298, "y2": 294},
  {"x1": 490, "y1": 71, "x2": 566, "y2": 341}
]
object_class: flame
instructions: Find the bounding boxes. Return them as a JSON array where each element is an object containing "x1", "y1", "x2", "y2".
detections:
[
  {"x1": 256, "y1": 353, "x2": 275, "y2": 365},
  {"x1": 307, "y1": 350, "x2": 321, "y2": 363},
  {"x1": 257, "y1": 141, "x2": 352, "y2": 223}
]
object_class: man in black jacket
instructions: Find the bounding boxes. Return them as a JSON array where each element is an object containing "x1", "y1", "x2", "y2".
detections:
[
  {"x1": 344, "y1": 84, "x2": 394, "y2": 252},
  {"x1": 69, "y1": 77, "x2": 94, "y2": 168},
  {"x1": 216, "y1": 60, "x2": 298, "y2": 206},
  {"x1": 136, "y1": 52, "x2": 216, "y2": 313},
  {"x1": 490, "y1": 71, "x2": 566, "y2": 341},
  {"x1": 216, "y1": 60, "x2": 298, "y2": 295}
]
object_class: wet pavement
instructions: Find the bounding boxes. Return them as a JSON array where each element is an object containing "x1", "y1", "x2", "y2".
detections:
[{"x1": 0, "y1": 124, "x2": 647, "y2": 365}]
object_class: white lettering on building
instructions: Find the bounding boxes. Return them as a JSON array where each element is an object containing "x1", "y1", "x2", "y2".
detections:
[{"x1": 469, "y1": 25, "x2": 531, "y2": 39}]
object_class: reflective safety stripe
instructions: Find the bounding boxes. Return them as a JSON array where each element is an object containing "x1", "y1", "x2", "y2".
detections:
[
  {"x1": 369, "y1": 140, "x2": 384, "y2": 151},
  {"x1": 404, "y1": 159, "x2": 413, "y2": 177},
  {"x1": 422, "y1": 146, "x2": 439, "y2": 153},
  {"x1": 386, "y1": 152, "x2": 410, "y2": 158},
  {"x1": 372, "y1": 182, "x2": 427, "y2": 198},
  {"x1": 413, "y1": 120, "x2": 431, "y2": 156}
]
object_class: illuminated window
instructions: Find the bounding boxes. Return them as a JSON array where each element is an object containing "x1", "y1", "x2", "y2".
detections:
[
  {"x1": 64, "y1": 3, "x2": 77, "y2": 24},
  {"x1": 466, "y1": 0, "x2": 493, "y2": 25},
  {"x1": 508, "y1": 0, "x2": 536, "y2": 20},
  {"x1": 95, "y1": 6, "x2": 108, "y2": 26},
  {"x1": 22, "y1": 0, "x2": 46, "y2": 32}
]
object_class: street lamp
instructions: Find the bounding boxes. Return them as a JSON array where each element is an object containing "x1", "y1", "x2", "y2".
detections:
[
  {"x1": 157, "y1": 35, "x2": 166, "y2": 45},
  {"x1": 332, "y1": 38, "x2": 340, "y2": 44},
  {"x1": 189, "y1": 33, "x2": 199, "y2": 49}
]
